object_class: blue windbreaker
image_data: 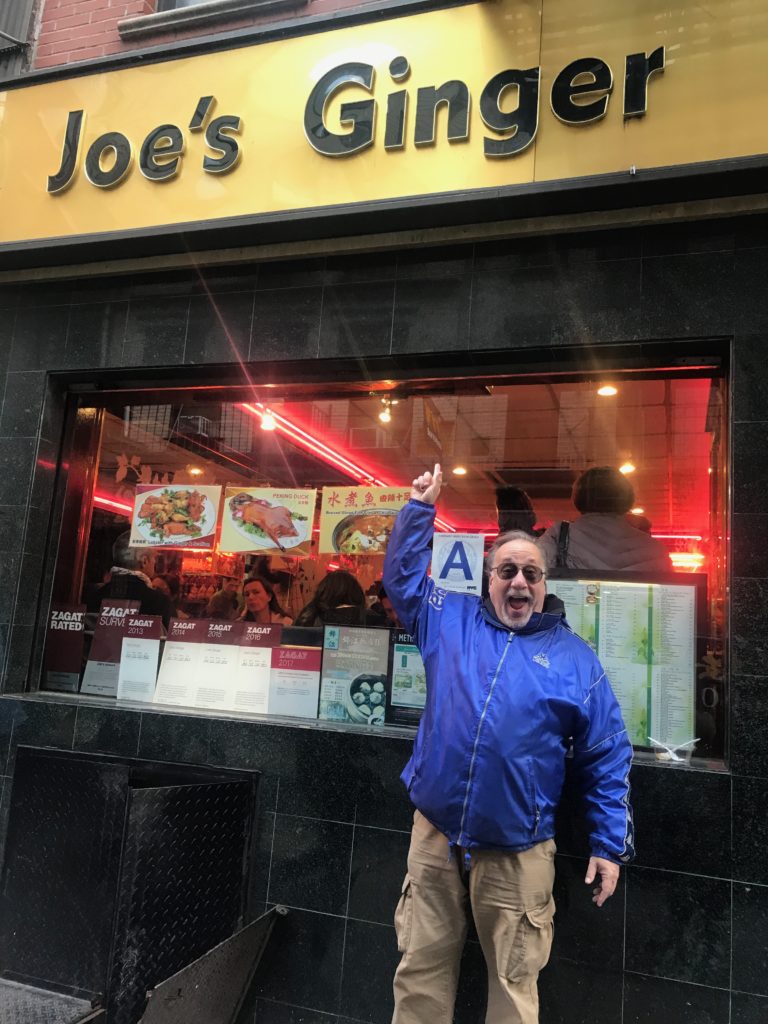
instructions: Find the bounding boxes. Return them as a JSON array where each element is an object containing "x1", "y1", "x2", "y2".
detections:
[{"x1": 383, "y1": 499, "x2": 635, "y2": 864}]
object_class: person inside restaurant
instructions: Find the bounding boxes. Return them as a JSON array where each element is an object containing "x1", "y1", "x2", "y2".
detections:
[
  {"x1": 86, "y1": 531, "x2": 172, "y2": 627},
  {"x1": 295, "y1": 570, "x2": 387, "y2": 627},
  {"x1": 537, "y1": 466, "x2": 671, "y2": 573},
  {"x1": 240, "y1": 575, "x2": 293, "y2": 626},
  {"x1": 495, "y1": 485, "x2": 541, "y2": 536},
  {"x1": 205, "y1": 577, "x2": 242, "y2": 621}
]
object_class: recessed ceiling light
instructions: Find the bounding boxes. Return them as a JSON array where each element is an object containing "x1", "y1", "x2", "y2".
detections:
[
  {"x1": 619, "y1": 461, "x2": 636, "y2": 475},
  {"x1": 452, "y1": 466, "x2": 467, "y2": 476},
  {"x1": 597, "y1": 385, "x2": 618, "y2": 397}
]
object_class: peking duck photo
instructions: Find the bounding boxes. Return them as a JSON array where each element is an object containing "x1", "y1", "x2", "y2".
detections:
[{"x1": 228, "y1": 492, "x2": 304, "y2": 550}]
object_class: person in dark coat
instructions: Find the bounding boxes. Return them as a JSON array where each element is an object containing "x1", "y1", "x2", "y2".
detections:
[
  {"x1": 86, "y1": 531, "x2": 172, "y2": 627},
  {"x1": 295, "y1": 570, "x2": 384, "y2": 627}
]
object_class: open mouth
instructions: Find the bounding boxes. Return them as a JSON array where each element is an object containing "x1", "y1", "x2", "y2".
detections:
[{"x1": 507, "y1": 595, "x2": 530, "y2": 613}]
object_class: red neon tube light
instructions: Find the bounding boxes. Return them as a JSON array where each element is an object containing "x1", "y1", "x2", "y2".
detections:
[
  {"x1": 94, "y1": 494, "x2": 132, "y2": 515},
  {"x1": 239, "y1": 402, "x2": 456, "y2": 533}
]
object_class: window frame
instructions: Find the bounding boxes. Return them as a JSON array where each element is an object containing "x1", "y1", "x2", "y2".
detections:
[{"x1": 30, "y1": 342, "x2": 730, "y2": 766}]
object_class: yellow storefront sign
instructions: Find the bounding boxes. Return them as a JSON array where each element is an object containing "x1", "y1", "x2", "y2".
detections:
[{"x1": 1, "y1": 0, "x2": 767, "y2": 246}]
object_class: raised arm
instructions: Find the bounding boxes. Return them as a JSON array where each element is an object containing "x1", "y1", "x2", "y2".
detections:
[{"x1": 383, "y1": 464, "x2": 443, "y2": 634}]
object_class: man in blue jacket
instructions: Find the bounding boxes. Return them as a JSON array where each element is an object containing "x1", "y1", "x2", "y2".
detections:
[{"x1": 383, "y1": 465, "x2": 634, "y2": 1024}]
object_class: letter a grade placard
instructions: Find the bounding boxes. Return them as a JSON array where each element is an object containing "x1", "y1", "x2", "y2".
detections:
[{"x1": 431, "y1": 533, "x2": 485, "y2": 595}]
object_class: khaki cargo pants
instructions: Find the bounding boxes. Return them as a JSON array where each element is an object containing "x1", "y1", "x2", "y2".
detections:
[{"x1": 392, "y1": 811, "x2": 556, "y2": 1024}]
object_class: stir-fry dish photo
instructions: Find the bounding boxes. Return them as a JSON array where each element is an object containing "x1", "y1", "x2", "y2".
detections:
[{"x1": 137, "y1": 488, "x2": 207, "y2": 539}]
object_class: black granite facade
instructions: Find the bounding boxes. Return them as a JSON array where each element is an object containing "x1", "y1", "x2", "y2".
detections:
[{"x1": 0, "y1": 212, "x2": 767, "y2": 1022}]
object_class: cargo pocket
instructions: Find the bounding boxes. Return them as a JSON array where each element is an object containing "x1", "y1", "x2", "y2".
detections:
[
  {"x1": 394, "y1": 876, "x2": 414, "y2": 954},
  {"x1": 503, "y1": 897, "x2": 555, "y2": 984}
]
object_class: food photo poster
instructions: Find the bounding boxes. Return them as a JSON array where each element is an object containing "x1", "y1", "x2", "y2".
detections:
[
  {"x1": 129, "y1": 485, "x2": 222, "y2": 549},
  {"x1": 220, "y1": 487, "x2": 316, "y2": 555},
  {"x1": 318, "y1": 486, "x2": 409, "y2": 555}
]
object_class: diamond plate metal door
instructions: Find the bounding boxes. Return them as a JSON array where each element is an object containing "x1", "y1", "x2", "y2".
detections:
[
  {"x1": 107, "y1": 781, "x2": 255, "y2": 1024},
  {"x1": 0, "y1": 748, "x2": 128, "y2": 1001}
]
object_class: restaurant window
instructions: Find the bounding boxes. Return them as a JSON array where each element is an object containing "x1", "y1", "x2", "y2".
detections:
[{"x1": 41, "y1": 361, "x2": 727, "y2": 764}]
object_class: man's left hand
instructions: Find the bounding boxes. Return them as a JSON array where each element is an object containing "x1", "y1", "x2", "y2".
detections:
[{"x1": 585, "y1": 857, "x2": 619, "y2": 907}]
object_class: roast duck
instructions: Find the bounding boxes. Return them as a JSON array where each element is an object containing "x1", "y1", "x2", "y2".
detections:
[{"x1": 229, "y1": 494, "x2": 298, "y2": 549}]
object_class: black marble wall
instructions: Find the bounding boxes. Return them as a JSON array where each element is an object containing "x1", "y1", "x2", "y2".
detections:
[{"x1": 0, "y1": 213, "x2": 766, "y2": 1022}]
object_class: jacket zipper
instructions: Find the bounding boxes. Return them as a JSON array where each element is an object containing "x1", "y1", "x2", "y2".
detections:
[
  {"x1": 530, "y1": 759, "x2": 541, "y2": 837},
  {"x1": 457, "y1": 631, "x2": 514, "y2": 846}
]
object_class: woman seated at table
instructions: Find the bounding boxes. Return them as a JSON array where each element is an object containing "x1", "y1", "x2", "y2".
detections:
[
  {"x1": 295, "y1": 569, "x2": 387, "y2": 627},
  {"x1": 240, "y1": 575, "x2": 293, "y2": 626}
]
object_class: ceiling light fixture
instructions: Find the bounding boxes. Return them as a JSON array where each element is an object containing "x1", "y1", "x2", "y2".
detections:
[
  {"x1": 630, "y1": 506, "x2": 645, "y2": 515},
  {"x1": 261, "y1": 409, "x2": 277, "y2": 431},
  {"x1": 379, "y1": 396, "x2": 393, "y2": 424},
  {"x1": 188, "y1": 466, "x2": 203, "y2": 476},
  {"x1": 452, "y1": 466, "x2": 467, "y2": 476},
  {"x1": 619, "y1": 461, "x2": 636, "y2": 475},
  {"x1": 597, "y1": 385, "x2": 618, "y2": 397}
]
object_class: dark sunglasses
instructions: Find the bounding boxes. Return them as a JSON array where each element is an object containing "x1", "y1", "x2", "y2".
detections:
[{"x1": 489, "y1": 563, "x2": 545, "y2": 584}]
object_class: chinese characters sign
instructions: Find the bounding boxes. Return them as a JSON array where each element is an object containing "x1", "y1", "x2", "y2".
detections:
[{"x1": 318, "y1": 487, "x2": 408, "y2": 555}]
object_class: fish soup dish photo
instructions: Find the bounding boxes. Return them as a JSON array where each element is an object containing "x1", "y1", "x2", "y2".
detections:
[{"x1": 332, "y1": 511, "x2": 396, "y2": 554}]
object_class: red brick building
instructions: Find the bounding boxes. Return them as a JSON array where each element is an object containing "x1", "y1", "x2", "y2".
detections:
[{"x1": 2, "y1": 0, "x2": 381, "y2": 72}]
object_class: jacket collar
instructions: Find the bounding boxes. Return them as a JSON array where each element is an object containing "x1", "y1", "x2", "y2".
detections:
[{"x1": 481, "y1": 593, "x2": 566, "y2": 635}]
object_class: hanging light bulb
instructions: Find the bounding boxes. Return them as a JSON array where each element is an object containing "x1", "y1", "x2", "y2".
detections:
[
  {"x1": 379, "y1": 396, "x2": 392, "y2": 424},
  {"x1": 261, "y1": 409, "x2": 277, "y2": 431}
]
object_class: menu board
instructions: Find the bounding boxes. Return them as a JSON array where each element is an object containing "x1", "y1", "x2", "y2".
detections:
[
  {"x1": 220, "y1": 487, "x2": 316, "y2": 555},
  {"x1": 318, "y1": 486, "x2": 409, "y2": 555},
  {"x1": 548, "y1": 579, "x2": 696, "y2": 749},
  {"x1": 43, "y1": 603, "x2": 86, "y2": 692},
  {"x1": 116, "y1": 614, "x2": 163, "y2": 702},
  {"x1": 80, "y1": 600, "x2": 141, "y2": 697},
  {"x1": 269, "y1": 646, "x2": 322, "y2": 718},
  {"x1": 129, "y1": 485, "x2": 222, "y2": 549},
  {"x1": 319, "y1": 625, "x2": 390, "y2": 725},
  {"x1": 154, "y1": 618, "x2": 208, "y2": 707},
  {"x1": 386, "y1": 630, "x2": 427, "y2": 726}
]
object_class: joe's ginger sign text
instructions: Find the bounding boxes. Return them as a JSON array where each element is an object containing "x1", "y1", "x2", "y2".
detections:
[{"x1": 0, "y1": 0, "x2": 766, "y2": 247}]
